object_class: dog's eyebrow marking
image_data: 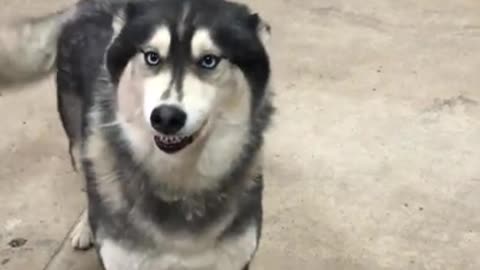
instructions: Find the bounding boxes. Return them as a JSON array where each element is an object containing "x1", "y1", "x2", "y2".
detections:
[
  {"x1": 146, "y1": 26, "x2": 171, "y2": 58},
  {"x1": 191, "y1": 29, "x2": 220, "y2": 59},
  {"x1": 177, "y1": 1, "x2": 191, "y2": 39}
]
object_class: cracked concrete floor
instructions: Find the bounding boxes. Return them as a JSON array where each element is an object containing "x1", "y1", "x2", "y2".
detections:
[{"x1": 1, "y1": 0, "x2": 480, "y2": 269}]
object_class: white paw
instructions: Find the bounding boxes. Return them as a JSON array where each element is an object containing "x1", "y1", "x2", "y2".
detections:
[{"x1": 70, "y1": 211, "x2": 93, "y2": 250}]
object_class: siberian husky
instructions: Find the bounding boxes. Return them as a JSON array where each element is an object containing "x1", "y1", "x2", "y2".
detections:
[{"x1": 0, "y1": 0, "x2": 274, "y2": 269}]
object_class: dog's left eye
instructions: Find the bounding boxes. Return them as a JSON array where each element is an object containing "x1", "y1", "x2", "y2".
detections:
[
  {"x1": 144, "y1": 51, "x2": 162, "y2": 66},
  {"x1": 198, "y1": 55, "x2": 221, "y2": 70}
]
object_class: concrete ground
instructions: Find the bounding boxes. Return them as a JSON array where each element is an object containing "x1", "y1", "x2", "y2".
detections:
[{"x1": 1, "y1": 0, "x2": 480, "y2": 269}]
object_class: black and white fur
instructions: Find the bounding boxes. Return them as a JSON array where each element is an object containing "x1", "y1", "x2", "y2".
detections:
[{"x1": 0, "y1": 0, "x2": 274, "y2": 269}]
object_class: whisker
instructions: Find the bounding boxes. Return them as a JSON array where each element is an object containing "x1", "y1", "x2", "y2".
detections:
[{"x1": 97, "y1": 121, "x2": 121, "y2": 128}]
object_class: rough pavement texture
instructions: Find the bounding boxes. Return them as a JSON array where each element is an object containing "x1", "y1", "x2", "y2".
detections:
[{"x1": 1, "y1": 0, "x2": 480, "y2": 269}]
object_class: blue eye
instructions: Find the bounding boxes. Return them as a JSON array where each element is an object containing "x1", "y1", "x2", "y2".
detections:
[
  {"x1": 144, "y1": 51, "x2": 161, "y2": 66},
  {"x1": 198, "y1": 55, "x2": 221, "y2": 69}
]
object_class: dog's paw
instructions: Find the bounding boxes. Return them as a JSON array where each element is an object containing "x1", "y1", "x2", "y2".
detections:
[{"x1": 70, "y1": 212, "x2": 93, "y2": 250}]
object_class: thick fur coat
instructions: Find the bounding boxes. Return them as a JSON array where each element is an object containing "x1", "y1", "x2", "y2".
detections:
[{"x1": 0, "y1": 0, "x2": 274, "y2": 269}]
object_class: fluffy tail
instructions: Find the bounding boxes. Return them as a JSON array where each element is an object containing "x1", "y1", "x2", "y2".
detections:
[{"x1": 0, "y1": 7, "x2": 77, "y2": 87}]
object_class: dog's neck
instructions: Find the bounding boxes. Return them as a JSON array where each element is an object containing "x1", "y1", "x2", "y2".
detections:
[
  {"x1": 84, "y1": 112, "x2": 262, "y2": 197},
  {"x1": 83, "y1": 120, "x2": 263, "y2": 227}
]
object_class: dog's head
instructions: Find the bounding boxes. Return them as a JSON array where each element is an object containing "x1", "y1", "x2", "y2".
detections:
[{"x1": 104, "y1": 0, "x2": 272, "y2": 186}]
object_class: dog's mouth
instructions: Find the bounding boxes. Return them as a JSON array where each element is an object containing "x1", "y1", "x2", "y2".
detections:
[
  {"x1": 153, "y1": 121, "x2": 208, "y2": 154},
  {"x1": 154, "y1": 135, "x2": 194, "y2": 154}
]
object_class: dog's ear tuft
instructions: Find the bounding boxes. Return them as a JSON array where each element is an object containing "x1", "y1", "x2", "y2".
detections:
[{"x1": 248, "y1": 13, "x2": 271, "y2": 45}]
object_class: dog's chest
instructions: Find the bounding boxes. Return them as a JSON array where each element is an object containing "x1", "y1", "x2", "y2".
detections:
[{"x1": 98, "y1": 225, "x2": 257, "y2": 270}]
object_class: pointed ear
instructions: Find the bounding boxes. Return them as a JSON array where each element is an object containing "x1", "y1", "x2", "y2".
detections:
[
  {"x1": 248, "y1": 13, "x2": 271, "y2": 45},
  {"x1": 125, "y1": 2, "x2": 140, "y2": 21}
]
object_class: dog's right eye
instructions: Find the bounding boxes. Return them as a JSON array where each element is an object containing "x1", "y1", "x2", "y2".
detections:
[
  {"x1": 144, "y1": 51, "x2": 162, "y2": 66},
  {"x1": 198, "y1": 55, "x2": 221, "y2": 70}
]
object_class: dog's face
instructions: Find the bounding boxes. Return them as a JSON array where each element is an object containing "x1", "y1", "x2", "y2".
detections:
[{"x1": 107, "y1": 0, "x2": 270, "y2": 157}]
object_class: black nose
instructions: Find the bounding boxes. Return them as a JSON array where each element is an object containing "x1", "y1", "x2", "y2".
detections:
[{"x1": 150, "y1": 105, "x2": 187, "y2": 134}]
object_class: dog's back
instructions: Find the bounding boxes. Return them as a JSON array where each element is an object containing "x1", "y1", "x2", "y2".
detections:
[{"x1": 0, "y1": 7, "x2": 76, "y2": 86}]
